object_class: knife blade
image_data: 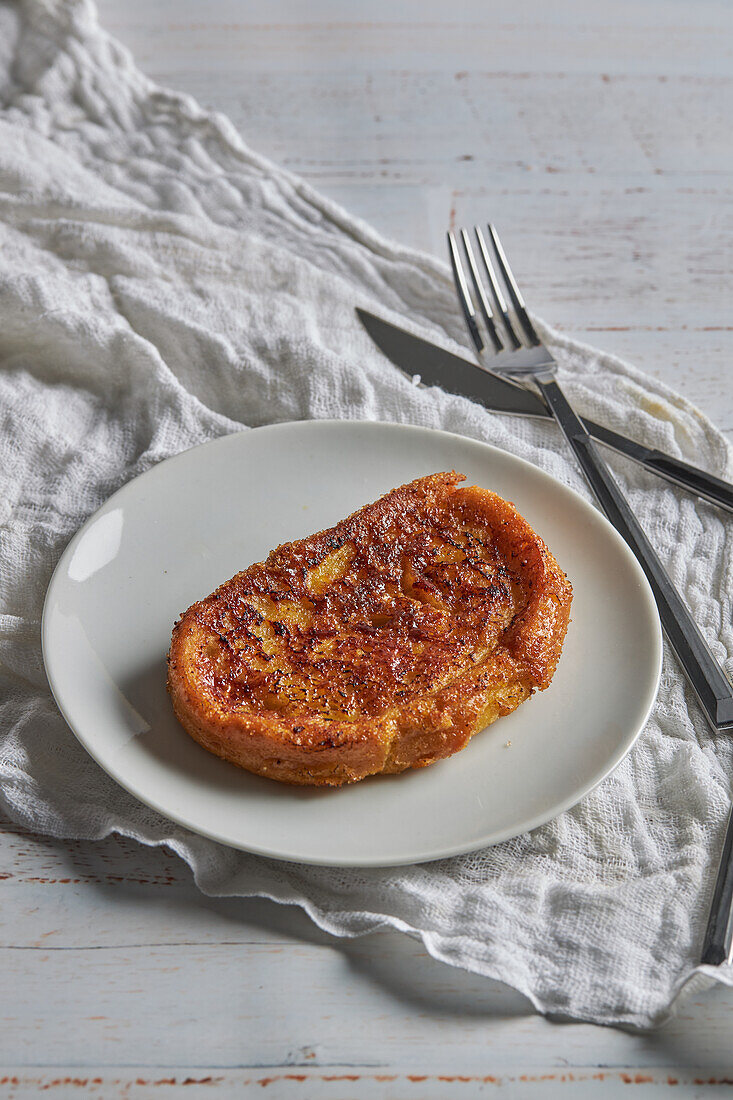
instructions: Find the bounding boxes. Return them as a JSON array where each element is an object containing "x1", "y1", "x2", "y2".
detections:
[
  {"x1": 358, "y1": 307, "x2": 547, "y2": 418},
  {"x1": 356, "y1": 308, "x2": 733, "y2": 516}
]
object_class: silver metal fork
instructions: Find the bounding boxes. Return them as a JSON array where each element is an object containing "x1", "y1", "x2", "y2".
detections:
[
  {"x1": 450, "y1": 223, "x2": 733, "y2": 966},
  {"x1": 448, "y1": 224, "x2": 733, "y2": 738}
]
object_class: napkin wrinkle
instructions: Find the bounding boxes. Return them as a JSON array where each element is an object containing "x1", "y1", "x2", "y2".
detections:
[{"x1": 1, "y1": 0, "x2": 732, "y2": 1029}]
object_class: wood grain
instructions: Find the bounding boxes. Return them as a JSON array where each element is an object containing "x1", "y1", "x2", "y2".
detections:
[{"x1": 1, "y1": 819, "x2": 733, "y2": 1094}]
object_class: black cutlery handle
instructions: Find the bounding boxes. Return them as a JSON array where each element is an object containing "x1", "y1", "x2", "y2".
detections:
[
  {"x1": 701, "y1": 805, "x2": 733, "y2": 966},
  {"x1": 538, "y1": 377, "x2": 733, "y2": 734},
  {"x1": 644, "y1": 452, "x2": 733, "y2": 514},
  {"x1": 580, "y1": 420, "x2": 733, "y2": 516}
]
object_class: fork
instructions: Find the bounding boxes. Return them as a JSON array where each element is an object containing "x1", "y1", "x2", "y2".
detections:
[
  {"x1": 449, "y1": 224, "x2": 733, "y2": 966},
  {"x1": 448, "y1": 224, "x2": 733, "y2": 739}
]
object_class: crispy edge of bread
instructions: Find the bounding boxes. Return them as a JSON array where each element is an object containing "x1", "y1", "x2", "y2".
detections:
[{"x1": 167, "y1": 476, "x2": 572, "y2": 786}]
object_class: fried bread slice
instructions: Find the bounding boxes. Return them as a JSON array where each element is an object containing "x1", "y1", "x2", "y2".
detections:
[{"x1": 167, "y1": 472, "x2": 572, "y2": 786}]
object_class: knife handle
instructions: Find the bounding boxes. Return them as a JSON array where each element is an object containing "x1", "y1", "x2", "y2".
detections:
[
  {"x1": 583, "y1": 419, "x2": 733, "y2": 517},
  {"x1": 643, "y1": 452, "x2": 733, "y2": 514}
]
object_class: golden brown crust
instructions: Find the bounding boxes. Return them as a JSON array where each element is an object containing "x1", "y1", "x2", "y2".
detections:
[{"x1": 167, "y1": 473, "x2": 572, "y2": 786}]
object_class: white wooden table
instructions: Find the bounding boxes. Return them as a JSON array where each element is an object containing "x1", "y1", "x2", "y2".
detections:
[{"x1": 4, "y1": 1, "x2": 733, "y2": 1095}]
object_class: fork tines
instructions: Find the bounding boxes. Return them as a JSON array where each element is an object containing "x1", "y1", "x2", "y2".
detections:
[{"x1": 448, "y1": 224, "x2": 541, "y2": 354}]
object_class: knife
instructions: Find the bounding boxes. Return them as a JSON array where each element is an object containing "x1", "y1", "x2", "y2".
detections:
[{"x1": 356, "y1": 308, "x2": 733, "y2": 516}]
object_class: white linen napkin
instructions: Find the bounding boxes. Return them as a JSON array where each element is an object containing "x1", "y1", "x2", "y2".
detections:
[{"x1": 1, "y1": 0, "x2": 732, "y2": 1028}]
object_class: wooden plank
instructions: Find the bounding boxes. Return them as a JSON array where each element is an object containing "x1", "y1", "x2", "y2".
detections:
[
  {"x1": 0, "y1": 824, "x2": 732, "y2": 1078},
  {"x1": 97, "y1": 0, "x2": 733, "y2": 78},
  {"x1": 0, "y1": 822, "x2": 189, "y2": 889},
  {"x1": 159, "y1": 75, "x2": 733, "y2": 180},
  {"x1": 0, "y1": 938, "x2": 731, "y2": 1074},
  {"x1": 1, "y1": 1065, "x2": 733, "y2": 1098}
]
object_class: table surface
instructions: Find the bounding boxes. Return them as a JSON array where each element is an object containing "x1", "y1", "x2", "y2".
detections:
[{"x1": 4, "y1": 1, "x2": 733, "y2": 1095}]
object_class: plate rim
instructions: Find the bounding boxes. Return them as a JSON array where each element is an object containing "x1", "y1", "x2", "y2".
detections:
[{"x1": 42, "y1": 418, "x2": 663, "y2": 866}]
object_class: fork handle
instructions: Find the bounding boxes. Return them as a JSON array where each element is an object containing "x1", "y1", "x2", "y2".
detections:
[
  {"x1": 701, "y1": 803, "x2": 733, "y2": 966},
  {"x1": 536, "y1": 375, "x2": 733, "y2": 735}
]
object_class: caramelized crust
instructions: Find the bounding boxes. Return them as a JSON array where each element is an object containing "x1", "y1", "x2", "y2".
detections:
[{"x1": 167, "y1": 473, "x2": 572, "y2": 786}]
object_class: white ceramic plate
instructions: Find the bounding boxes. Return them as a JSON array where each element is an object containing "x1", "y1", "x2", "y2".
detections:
[{"x1": 42, "y1": 420, "x2": 662, "y2": 866}]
